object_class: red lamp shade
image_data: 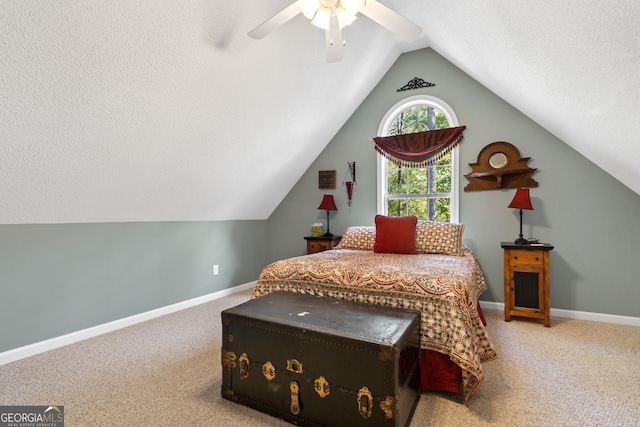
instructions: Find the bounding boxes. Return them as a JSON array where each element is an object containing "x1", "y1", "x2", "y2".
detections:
[
  {"x1": 508, "y1": 188, "x2": 533, "y2": 210},
  {"x1": 318, "y1": 195, "x2": 338, "y2": 211}
]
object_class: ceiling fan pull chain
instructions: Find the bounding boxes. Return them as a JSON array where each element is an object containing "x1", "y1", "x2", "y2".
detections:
[{"x1": 330, "y1": 5, "x2": 336, "y2": 46}]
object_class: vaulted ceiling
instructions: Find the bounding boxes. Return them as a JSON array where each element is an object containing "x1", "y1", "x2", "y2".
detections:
[{"x1": 2, "y1": 1, "x2": 639, "y2": 224}]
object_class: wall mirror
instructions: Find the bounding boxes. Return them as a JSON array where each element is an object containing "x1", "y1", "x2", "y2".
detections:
[{"x1": 488, "y1": 152, "x2": 508, "y2": 169}]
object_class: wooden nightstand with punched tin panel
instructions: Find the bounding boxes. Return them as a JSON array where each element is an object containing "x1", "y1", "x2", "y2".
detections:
[{"x1": 501, "y1": 242, "x2": 554, "y2": 327}]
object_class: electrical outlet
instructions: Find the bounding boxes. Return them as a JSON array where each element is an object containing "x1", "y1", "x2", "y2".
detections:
[{"x1": 213, "y1": 264, "x2": 219, "y2": 276}]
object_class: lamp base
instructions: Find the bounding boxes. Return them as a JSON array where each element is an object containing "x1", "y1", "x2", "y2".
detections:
[
  {"x1": 514, "y1": 237, "x2": 529, "y2": 245},
  {"x1": 323, "y1": 232, "x2": 334, "y2": 238}
]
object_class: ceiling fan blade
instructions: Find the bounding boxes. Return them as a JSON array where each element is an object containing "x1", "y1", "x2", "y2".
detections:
[
  {"x1": 248, "y1": 2, "x2": 302, "y2": 39},
  {"x1": 359, "y1": 0, "x2": 422, "y2": 42},
  {"x1": 325, "y1": 19, "x2": 344, "y2": 63}
]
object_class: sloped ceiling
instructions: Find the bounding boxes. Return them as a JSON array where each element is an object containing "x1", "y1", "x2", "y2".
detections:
[{"x1": 1, "y1": 0, "x2": 639, "y2": 224}]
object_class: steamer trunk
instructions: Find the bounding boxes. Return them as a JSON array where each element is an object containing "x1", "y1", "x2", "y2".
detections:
[{"x1": 221, "y1": 292, "x2": 421, "y2": 427}]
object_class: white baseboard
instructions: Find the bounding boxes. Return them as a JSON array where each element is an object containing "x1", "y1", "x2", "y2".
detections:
[
  {"x1": 0, "y1": 281, "x2": 257, "y2": 366},
  {"x1": 479, "y1": 300, "x2": 640, "y2": 327}
]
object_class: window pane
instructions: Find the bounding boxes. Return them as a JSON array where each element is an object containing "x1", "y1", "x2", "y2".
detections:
[
  {"x1": 407, "y1": 198, "x2": 427, "y2": 220},
  {"x1": 436, "y1": 165, "x2": 451, "y2": 193},
  {"x1": 387, "y1": 168, "x2": 407, "y2": 195},
  {"x1": 407, "y1": 168, "x2": 428, "y2": 194},
  {"x1": 387, "y1": 199, "x2": 406, "y2": 217},
  {"x1": 436, "y1": 198, "x2": 451, "y2": 222}
]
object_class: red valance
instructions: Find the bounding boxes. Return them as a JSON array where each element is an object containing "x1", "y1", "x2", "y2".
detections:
[{"x1": 373, "y1": 126, "x2": 466, "y2": 167}]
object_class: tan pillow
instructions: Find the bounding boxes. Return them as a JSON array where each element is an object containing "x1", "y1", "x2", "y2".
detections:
[
  {"x1": 416, "y1": 221, "x2": 464, "y2": 255},
  {"x1": 335, "y1": 226, "x2": 376, "y2": 250}
]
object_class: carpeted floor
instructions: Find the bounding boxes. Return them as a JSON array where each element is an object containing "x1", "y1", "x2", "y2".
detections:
[{"x1": 1, "y1": 289, "x2": 639, "y2": 426}]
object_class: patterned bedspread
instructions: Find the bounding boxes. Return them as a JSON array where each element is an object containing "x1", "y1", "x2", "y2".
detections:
[{"x1": 252, "y1": 248, "x2": 497, "y2": 400}]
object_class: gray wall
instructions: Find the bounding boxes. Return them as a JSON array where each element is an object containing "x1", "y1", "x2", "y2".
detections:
[
  {"x1": 267, "y1": 48, "x2": 640, "y2": 318},
  {"x1": 3, "y1": 47, "x2": 638, "y2": 355},
  {"x1": 0, "y1": 220, "x2": 267, "y2": 352}
]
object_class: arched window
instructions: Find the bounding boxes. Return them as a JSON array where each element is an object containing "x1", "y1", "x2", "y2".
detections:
[{"x1": 377, "y1": 95, "x2": 459, "y2": 222}]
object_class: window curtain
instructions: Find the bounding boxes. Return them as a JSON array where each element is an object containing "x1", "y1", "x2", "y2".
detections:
[{"x1": 373, "y1": 126, "x2": 466, "y2": 167}]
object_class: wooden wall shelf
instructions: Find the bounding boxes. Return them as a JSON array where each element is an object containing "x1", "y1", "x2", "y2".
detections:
[{"x1": 464, "y1": 141, "x2": 538, "y2": 191}]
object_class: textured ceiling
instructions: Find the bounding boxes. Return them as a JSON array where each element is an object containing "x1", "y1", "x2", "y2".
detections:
[{"x1": 1, "y1": 0, "x2": 639, "y2": 224}]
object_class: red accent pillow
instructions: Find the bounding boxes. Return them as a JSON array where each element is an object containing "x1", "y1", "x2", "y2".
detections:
[{"x1": 373, "y1": 215, "x2": 418, "y2": 254}]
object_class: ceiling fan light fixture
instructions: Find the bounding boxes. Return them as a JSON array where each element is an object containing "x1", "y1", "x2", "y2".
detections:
[
  {"x1": 299, "y1": 0, "x2": 321, "y2": 19},
  {"x1": 311, "y1": 6, "x2": 332, "y2": 29},
  {"x1": 302, "y1": 0, "x2": 359, "y2": 30},
  {"x1": 341, "y1": 0, "x2": 366, "y2": 16}
]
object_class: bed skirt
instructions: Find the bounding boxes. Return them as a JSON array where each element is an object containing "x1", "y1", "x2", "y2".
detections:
[{"x1": 421, "y1": 302, "x2": 486, "y2": 393}]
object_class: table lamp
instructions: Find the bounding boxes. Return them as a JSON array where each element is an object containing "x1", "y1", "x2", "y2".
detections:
[
  {"x1": 317, "y1": 195, "x2": 338, "y2": 237},
  {"x1": 508, "y1": 188, "x2": 533, "y2": 245}
]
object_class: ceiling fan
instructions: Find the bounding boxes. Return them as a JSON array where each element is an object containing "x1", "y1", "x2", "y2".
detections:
[{"x1": 248, "y1": 0, "x2": 422, "y2": 63}]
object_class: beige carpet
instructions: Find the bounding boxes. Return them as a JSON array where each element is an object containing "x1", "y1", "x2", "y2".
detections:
[{"x1": 1, "y1": 289, "x2": 639, "y2": 426}]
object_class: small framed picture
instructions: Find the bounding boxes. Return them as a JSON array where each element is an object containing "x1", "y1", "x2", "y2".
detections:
[{"x1": 318, "y1": 170, "x2": 336, "y2": 189}]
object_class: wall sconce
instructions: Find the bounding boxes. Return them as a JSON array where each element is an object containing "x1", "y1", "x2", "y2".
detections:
[
  {"x1": 318, "y1": 194, "x2": 338, "y2": 237},
  {"x1": 342, "y1": 162, "x2": 356, "y2": 206},
  {"x1": 508, "y1": 188, "x2": 534, "y2": 245}
]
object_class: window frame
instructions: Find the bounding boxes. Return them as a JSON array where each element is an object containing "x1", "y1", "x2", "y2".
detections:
[{"x1": 376, "y1": 95, "x2": 460, "y2": 223}]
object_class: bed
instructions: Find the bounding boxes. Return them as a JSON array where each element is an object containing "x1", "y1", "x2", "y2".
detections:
[{"x1": 252, "y1": 216, "x2": 497, "y2": 401}]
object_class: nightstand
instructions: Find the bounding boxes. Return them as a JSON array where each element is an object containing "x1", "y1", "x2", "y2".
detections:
[
  {"x1": 304, "y1": 236, "x2": 341, "y2": 254},
  {"x1": 501, "y1": 242, "x2": 554, "y2": 327}
]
